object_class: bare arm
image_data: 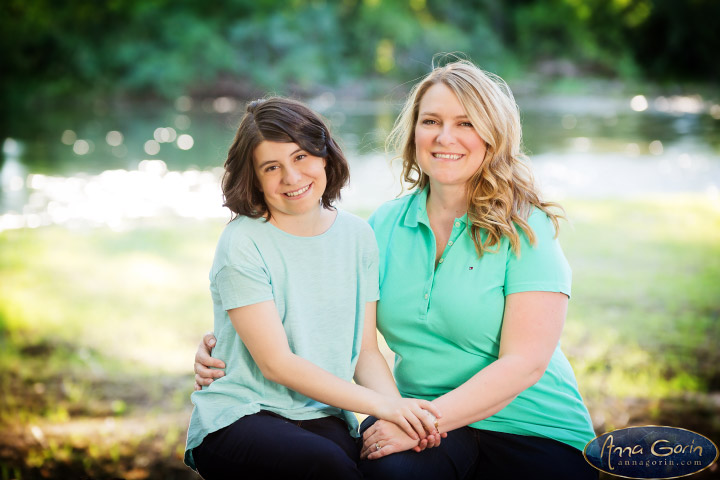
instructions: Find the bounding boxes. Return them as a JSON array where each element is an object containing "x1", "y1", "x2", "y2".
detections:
[
  {"x1": 228, "y1": 300, "x2": 440, "y2": 439},
  {"x1": 355, "y1": 302, "x2": 445, "y2": 451},
  {"x1": 430, "y1": 291, "x2": 567, "y2": 431},
  {"x1": 353, "y1": 302, "x2": 402, "y2": 397},
  {"x1": 363, "y1": 291, "x2": 567, "y2": 459}
]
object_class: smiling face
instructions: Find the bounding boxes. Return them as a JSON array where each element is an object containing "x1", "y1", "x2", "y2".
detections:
[
  {"x1": 414, "y1": 82, "x2": 488, "y2": 188},
  {"x1": 253, "y1": 140, "x2": 327, "y2": 220}
]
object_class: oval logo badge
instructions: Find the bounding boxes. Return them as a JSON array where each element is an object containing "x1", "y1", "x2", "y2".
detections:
[{"x1": 584, "y1": 426, "x2": 718, "y2": 479}]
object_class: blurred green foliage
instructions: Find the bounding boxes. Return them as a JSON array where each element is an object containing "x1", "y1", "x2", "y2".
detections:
[{"x1": 2, "y1": 0, "x2": 719, "y2": 135}]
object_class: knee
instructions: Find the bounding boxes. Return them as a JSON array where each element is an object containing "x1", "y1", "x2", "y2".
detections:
[
  {"x1": 306, "y1": 451, "x2": 361, "y2": 479},
  {"x1": 282, "y1": 441, "x2": 360, "y2": 479}
]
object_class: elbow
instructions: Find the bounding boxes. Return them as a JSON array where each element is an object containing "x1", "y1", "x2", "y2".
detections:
[
  {"x1": 504, "y1": 354, "x2": 549, "y2": 390},
  {"x1": 260, "y1": 364, "x2": 282, "y2": 384},
  {"x1": 257, "y1": 354, "x2": 293, "y2": 384},
  {"x1": 525, "y1": 365, "x2": 546, "y2": 388},
  {"x1": 523, "y1": 356, "x2": 553, "y2": 388}
]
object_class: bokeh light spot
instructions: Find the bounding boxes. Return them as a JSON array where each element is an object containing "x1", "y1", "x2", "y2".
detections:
[
  {"x1": 630, "y1": 95, "x2": 648, "y2": 112},
  {"x1": 144, "y1": 140, "x2": 160, "y2": 155},
  {"x1": 106, "y1": 131, "x2": 124, "y2": 147},
  {"x1": 213, "y1": 97, "x2": 236, "y2": 113},
  {"x1": 61, "y1": 130, "x2": 77, "y2": 145},
  {"x1": 3, "y1": 138, "x2": 22, "y2": 157},
  {"x1": 112, "y1": 145, "x2": 128, "y2": 158},
  {"x1": 154, "y1": 128, "x2": 171, "y2": 143},
  {"x1": 649, "y1": 140, "x2": 663, "y2": 155},
  {"x1": 176, "y1": 96, "x2": 192, "y2": 112},
  {"x1": 626, "y1": 143, "x2": 640, "y2": 156},
  {"x1": 73, "y1": 140, "x2": 90, "y2": 155},
  {"x1": 175, "y1": 115, "x2": 191, "y2": 130},
  {"x1": 710, "y1": 104, "x2": 720, "y2": 120},
  {"x1": 177, "y1": 134, "x2": 194, "y2": 151}
]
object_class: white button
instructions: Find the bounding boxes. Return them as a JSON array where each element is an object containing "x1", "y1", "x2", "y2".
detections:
[
  {"x1": 424, "y1": 294, "x2": 429, "y2": 299},
  {"x1": 454, "y1": 221, "x2": 461, "y2": 227},
  {"x1": 438, "y1": 258, "x2": 444, "y2": 264},
  {"x1": 448, "y1": 241, "x2": 453, "y2": 246}
]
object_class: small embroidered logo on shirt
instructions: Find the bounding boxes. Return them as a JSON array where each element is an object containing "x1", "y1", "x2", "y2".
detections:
[{"x1": 469, "y1": 267, "x2": 474, "y2": 270}]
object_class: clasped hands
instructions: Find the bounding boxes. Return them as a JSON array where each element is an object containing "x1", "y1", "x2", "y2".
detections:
[
  {"x1": 360, "y1": 408, "x2": 447, "y2": 461},
  {"x1": 193, "y1": 333, "x2": 447, "y2": 460}
]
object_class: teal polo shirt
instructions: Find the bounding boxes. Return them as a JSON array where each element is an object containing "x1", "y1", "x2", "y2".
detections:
[{"x1": 368, "y1": 187, "x2": 595, "y2": 451}]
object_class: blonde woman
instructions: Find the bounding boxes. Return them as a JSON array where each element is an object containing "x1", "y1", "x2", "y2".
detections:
[{"x1": 195, "y1": 61, "x2": 597, "y2": 479}]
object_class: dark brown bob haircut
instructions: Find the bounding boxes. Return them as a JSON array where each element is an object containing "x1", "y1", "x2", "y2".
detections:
[{"x1": 222, "y1": 97, "x2": 349, "y2": 220}]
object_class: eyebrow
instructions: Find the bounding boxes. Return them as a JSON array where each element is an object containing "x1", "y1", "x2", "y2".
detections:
[
  {"x1": 419, "y1": 111, "x2": 470, "y2": 119},
  {"x1": 256, "y1": 147, "x2": 304, "y2": 169}
]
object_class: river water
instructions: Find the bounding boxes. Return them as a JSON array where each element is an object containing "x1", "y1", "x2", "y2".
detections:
[{"x1": 1, "y1": 92, "x2": 719, "y2": 231}]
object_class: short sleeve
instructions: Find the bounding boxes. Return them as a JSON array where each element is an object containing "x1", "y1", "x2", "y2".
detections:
[
  {"x1": 213, "y1": 234, "x2": 274, "y2": 311},
  {"x1": 504, "y1": 209, "x2": 571, "y2": 297}
]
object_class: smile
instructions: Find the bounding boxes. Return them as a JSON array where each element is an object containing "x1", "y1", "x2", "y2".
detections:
[
  {"x1": 284, "y1": 184, "x2": 311, "y2": 197},
  {"x1": 433, "y1": 153, "x2": 464, "y2": 160}
]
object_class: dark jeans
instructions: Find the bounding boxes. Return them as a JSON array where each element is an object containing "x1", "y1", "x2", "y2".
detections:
[
  {"x1": 358, "y1": 417, "x2": 598, "y2": 480},
  {"x1": 193, "y1": 411, "x2": 362, "y2": 480}
]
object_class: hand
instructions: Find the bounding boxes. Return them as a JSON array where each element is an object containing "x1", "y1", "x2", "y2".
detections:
[
  {"x1": 412, "y1": 430, "x2": 447, "y2": 453},
  {"x1": 193, "y1": 332, "x2": 225, "y2": 391},
  {"x1": 373, "y1": 397, "x2": 442, "y2": 441},
  {"x1": 361, "y1": 419, "x2": 420, "y2": 460}
]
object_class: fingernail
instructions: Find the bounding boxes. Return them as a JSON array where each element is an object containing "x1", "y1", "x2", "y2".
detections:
[{"x1": 209, "y1": 339, "x2": 216, "y2": 346}]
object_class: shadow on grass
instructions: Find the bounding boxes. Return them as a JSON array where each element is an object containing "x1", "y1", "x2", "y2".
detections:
[{"x1": 0, "y1": 338, "x2": 197, "y2": 480}]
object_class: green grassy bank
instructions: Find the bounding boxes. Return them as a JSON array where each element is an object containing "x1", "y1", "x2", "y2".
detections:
[{"x1": 1, "y1": 195, "x2": 718, "y2": 479}]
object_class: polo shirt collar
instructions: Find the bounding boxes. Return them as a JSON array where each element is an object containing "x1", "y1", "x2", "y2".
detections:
[{"x1": 402, "y1": 186, "x2": 469, "y2": 228}]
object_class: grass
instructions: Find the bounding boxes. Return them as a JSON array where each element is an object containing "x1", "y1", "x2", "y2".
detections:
[
  {"x1": 1, "y1": 195, "x2": 719, "y2": 478},
  {"x1": 561, "y1": 196, "x2": 720, "y2": 402}
]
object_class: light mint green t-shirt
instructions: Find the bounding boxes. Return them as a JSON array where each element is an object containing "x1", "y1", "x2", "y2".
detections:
[
  {"x1": 184, "y1": 209, "x2": 379, "y2": 470},
  {"x1": 369, "y1": 187, "x2": 595, "y2": 451}
]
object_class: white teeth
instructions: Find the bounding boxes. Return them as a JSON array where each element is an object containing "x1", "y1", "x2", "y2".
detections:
[
  {"x1": 285, "y1": 184, "x2": 310, "y2": 197},
  {"x1": 433, "y1": 153, "x2": 463, "y2": 160}
]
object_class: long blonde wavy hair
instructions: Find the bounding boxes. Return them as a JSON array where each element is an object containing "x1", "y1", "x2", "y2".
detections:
[{"x1": 387, "y1": 59, "x2": 564, "y2": 257}]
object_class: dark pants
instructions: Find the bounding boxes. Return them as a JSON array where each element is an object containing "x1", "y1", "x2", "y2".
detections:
[
  {"x1": 193, "y1": 411, "x2": 362, "y2": 480},
  {"x1": 358, "y1": 417, "x2": 598, "y2": 480}
]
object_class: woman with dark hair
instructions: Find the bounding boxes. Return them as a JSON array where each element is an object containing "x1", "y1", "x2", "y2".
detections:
[
  {"x1": 195, "y1": 60, "x2": 598, "y2": 479},
  {"x1": 184, "y1": 97, "x2": 441, "y2": 480}
]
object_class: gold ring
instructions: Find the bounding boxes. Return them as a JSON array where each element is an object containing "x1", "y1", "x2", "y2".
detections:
[{"x1": 375, "y1": 442, "x2": 380, "y2": 451}]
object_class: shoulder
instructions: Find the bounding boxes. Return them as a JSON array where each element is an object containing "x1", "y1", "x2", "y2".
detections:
[
  {"x1": 523, "y1": 207, "x2": 559, "y2": 242},
  {"x1": 336, "y1": 209, "x2": 372, "y2": 232},
  {"x1": 368, "y1": 193, "x2": 416, "y2": 230},
  {"x1": 335, "y1": 209, "x2": 377, "y2": 248},
  {"x1": 219, "y1": 216, "x2": 266, "y2": 245},
  {"x1": 215, "y1": 216, "x2": 269, "y2": 264}
]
